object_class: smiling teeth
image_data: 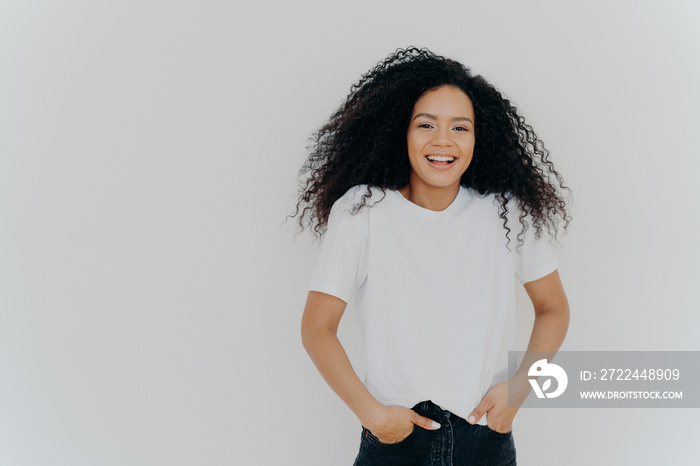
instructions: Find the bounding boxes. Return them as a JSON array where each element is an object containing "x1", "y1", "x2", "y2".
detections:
[{"x1": 427, "y1": 155, "x2": 455, "y2": 162}]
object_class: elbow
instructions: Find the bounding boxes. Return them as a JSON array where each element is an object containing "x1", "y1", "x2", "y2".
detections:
[
  {"x1": 300, "y1": 317, "x2": 329, "y2": 353},
  {"x1": 535, "y1": 302, "x2": 571, "y2": 337},
  {"x1": 301, "y1": 318, "x2": 338, "y2": 356},
  {"x1": 534, "y1": 291, "x2": 570, "y2": 319},
  {"x1": 300, "y1": 321, "x2": 313, "y2": 353},
  {"x1": 300, "y1": 317, "x2": 311, "y2": 352},
  {"x1": 300, "y1": 291, "x2": 345, "y2": 353},
  {"x1": 542, "y1": 302, "x2": 569, "y2": 317},
  {"x1": 535, "y1": 301, "x2": 570, "y2": 327}
]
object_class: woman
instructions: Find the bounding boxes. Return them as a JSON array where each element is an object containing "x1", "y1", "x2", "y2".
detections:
[{"x1": 294, "y1": 47, "x2": 570, "y2": 465}]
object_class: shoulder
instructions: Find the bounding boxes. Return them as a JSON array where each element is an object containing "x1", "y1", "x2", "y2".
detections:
[
  {"x1": 326, "y1": 185, "x2": 391, "y2": 235},
  {"x1": 464, "y1": 189, "x2": 534, "y2": 238},
  {"x1": 332, "y1": 185, "x2": 387, "y2": 214},
  {"x1": 469, "y1": 189, "x2": 523, "y2": 220},
  {"x1": 460, "y1": 187, "x2": 503, "y2": 217}
]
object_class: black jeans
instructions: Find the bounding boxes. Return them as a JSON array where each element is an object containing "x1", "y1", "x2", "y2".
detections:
[{"x1": 353, "y1": 400, "x2": 516, "y2": 466}]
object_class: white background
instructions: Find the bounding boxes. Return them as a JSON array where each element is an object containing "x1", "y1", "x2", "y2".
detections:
[{"x1": 1, "y1": 1, "x2": 699, "y2": 465}]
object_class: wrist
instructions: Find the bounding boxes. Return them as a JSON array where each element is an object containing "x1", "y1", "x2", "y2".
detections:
[
  {"x1": 356, "y1": 400, "x2": 388, "y2": 430},
  {"x1": 508, "y1": 376, "x2": 532, "y2": 405}
]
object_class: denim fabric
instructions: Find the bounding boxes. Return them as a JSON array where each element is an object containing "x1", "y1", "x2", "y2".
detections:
[{"x1": 352, "y1": 400, "x2": 516, "y2": 466}]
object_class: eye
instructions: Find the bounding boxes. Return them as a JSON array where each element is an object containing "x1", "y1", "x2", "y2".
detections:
[
  {"x1": 418, "y1": 123, "x2": 433, "y2": 129},
  {"x1": 453, "y1": 126, "x2": 469, "y2": 132}
]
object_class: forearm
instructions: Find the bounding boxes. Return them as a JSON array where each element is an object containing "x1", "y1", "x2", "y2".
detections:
[
  {"x1": 512, "y1": 306, "x2": 570, "y2": 400},
  {"x1": 525, "y1": 305, "x2": 570, "y2": 354},
  {"x1": 467, "y1": 307, "x2": 570, "y2": 428},
  {"x1": 302, "y1": 327, "x2": 382, "y2": 426}
]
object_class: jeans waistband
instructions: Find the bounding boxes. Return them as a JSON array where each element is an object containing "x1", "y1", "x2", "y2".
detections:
[{"x1": 412, "y1": 400, "x2": 462, "y2": 424}]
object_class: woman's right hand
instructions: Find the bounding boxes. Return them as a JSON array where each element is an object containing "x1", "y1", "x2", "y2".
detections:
[{"x1": 364, "y1": 404, "x2": 441, "y2": 444}]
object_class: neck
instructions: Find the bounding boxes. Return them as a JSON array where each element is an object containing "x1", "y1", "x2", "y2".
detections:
[{"x1": 398, "y1": 182, "x2": 461, "y2": 212}]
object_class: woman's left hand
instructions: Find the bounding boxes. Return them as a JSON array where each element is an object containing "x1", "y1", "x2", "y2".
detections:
[{"x1": 466, "y1": 381, "x2": 520, "y2": 433}]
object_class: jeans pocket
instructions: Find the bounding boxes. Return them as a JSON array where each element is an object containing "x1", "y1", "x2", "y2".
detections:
[
  {"x1": 482, "y1": 424, "x2": 513, "y2": 437},
  {"x1": 363, "y1": 424, "x2": 418, "y2": 447}
]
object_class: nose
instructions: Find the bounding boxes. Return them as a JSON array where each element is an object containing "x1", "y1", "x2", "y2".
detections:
[{"x1": 431, "y1": 126, "x2": 452, "y2": 146}]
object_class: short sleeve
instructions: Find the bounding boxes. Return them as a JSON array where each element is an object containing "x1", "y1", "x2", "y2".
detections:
[
  {"x1": 512, "y1": 219, "x2": 559, "y2": 285},
  {"x1": 308, "y1": 189, "x2": 369, "y2": 303}
]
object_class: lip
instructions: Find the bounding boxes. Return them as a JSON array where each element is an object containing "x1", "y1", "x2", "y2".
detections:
[{"x1": 424, "y1": 153, "x2": 458, "y2": 169}]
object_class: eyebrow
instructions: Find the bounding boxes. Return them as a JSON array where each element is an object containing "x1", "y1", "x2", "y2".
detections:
[{"x1": 413, "y1": 113, "x2": 474, "y2": 124}]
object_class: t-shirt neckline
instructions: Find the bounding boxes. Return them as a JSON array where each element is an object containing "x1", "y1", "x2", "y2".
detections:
[{"x1": 391, "y1": 186, "x2": 466, "y2": 217}]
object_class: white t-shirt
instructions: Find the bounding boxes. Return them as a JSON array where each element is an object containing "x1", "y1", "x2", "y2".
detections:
[{"x1": 309, "y1": 184, "x2": 558, "y2": 424}]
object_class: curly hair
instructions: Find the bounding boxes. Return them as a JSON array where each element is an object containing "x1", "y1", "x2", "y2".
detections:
[{"x1": 292, "y1": 47, "x2": 571, "y2": 248}]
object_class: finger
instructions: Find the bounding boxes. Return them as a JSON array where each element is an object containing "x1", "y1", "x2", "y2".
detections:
[
  {"x1": 467, "y1": 399, "x2": 491, "y2": 424},
  {"x1": 411, "y1": 413, "x2": 441, "y2": 430}
]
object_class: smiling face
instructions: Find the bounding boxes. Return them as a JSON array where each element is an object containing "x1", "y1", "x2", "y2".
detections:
[{"x1": 405, "y1": 85, "x2": 475, "y2": 202}]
